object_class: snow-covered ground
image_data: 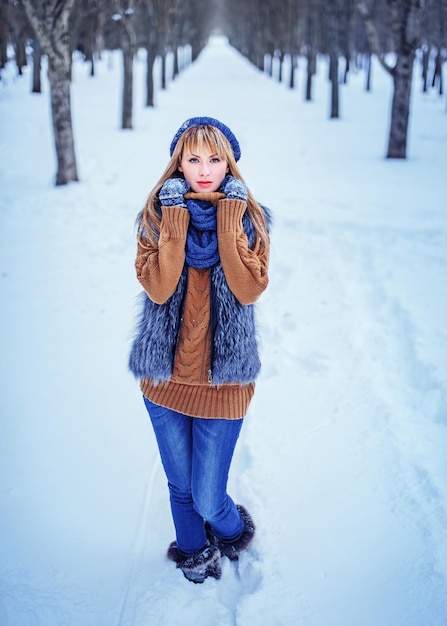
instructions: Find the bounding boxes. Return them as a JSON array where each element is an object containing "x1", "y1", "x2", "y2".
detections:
[{"x1": 1, "y1": 35, "x2": 447, "y2": 626}]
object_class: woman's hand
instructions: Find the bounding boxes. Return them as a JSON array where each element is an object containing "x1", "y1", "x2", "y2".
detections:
[
  {"x1": 219, "y1": 176, "x2": 248, "y2": 202},
  {"x1": 159, "y1": 178, "x2": 190, "y2": 207}
]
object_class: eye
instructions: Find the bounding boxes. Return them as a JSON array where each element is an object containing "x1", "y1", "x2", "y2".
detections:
[
  {"x1": 188, "y1": 157, "x2": 199, "y2": 163},
  {"x1": 210, "y1": 157, "x2": 221, "y2": 163}
]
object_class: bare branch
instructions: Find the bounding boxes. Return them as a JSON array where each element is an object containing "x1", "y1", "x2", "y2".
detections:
[
  {"x1": 21, "y1": 0, "x2": 77, "y2": 58},
  {"x1": 356, "y1": 0, "x2": 394, "y2": 74},
  {"x1": 21, "y1": 0, "x2": 50, "y2": 51}
]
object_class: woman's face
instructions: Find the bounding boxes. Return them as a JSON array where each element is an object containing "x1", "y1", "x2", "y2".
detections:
[{"x1": 179, "y1": 146, "x2": 228, "y2": 193}]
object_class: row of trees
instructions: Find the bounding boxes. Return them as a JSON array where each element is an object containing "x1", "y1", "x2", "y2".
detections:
[
  {"x1": 220, "y1": 0, "x2": 447, "y2": 159},
  {"x1": 1, "y1": 0, "x2": 446, "y2": 185},
  {"x1": 1, "y1": 0, "x2": 215, "y2": 184}
]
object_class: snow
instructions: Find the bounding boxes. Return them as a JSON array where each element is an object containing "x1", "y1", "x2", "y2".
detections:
[{"x1": 1, "y1": 35, "x2": 447, "y2": 625}]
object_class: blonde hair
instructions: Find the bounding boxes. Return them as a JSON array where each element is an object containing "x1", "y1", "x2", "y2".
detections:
[{"x1": 137, "y1": 124, "x2": 270, "y2": 258}]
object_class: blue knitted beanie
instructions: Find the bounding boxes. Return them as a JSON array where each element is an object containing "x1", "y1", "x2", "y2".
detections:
[{"x1": 169, "y1": 116, "x2": 241, "y2": 162}]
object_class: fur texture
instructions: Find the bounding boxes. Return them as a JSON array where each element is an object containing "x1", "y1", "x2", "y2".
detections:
[
  {"x1": 167, "y1": 542, "x2": 222, "y2": 583},
  {"x1": 206, "y1": 505, "x2": 256, "y2": 561},
  {"x1": 128, "y1": 269, "x2": 187, "y2": 383},
  {"x1": 128, "y1": 206, "x2": 271, "y2": 386}
]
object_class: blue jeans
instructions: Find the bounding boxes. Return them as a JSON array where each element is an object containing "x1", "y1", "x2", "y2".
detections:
[{"x1": 143, "y1": 397, "x2": 244, "y2": 554}]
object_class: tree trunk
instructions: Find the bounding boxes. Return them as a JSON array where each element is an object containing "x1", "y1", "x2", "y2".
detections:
[
  {"x1": 118, "y1": 2, "x2": 136, "y2": 130},
  {"x1": 277, "y1": 50, "x2": 284, "y2": 83},
  {"x1": 84, "y1": 13, "x2": 95, "y2": 77},
  {"x1": 356, "y1": 0, "x2": 422, "y2": 160},
  {"x1": 32, "y1": 36, "x2": 42, "y2": 93},
  {"x1": 121, "y1": 30, "x2": 134, "y2": 129},
  {"x1": 385, "y1": 0, "x2": 421, "y2": 159},
  {"x1": 365, "y1": 53, "x2": 372, "y2": 92},
  {"x1": 343, "y1": 55, "x2": 349, "y2": 84},
  {"x1": 327, "y1": 2, "x2": 341, "y2": 118},
  {"x1": 387, "y1": 54, "x2": 414, "y2": 158},
  {"x1": 22, "y1": 0, "x2": 78, "y2": 185},
  {"x1": 48, "y1": 58, "x2": 78, "y2": 185},
  {"x1": 191, "y1": 40, "x2": 201, "y2": 62},
  {"x1": 421, "y1": 45, "x2": 430, "y2": 92},
  {"x1": 145, "y1": 44, "x2": 155, "y2": 107},
  {"x1": 0, "y1": 18, "x2": 7, "y2": 72},
  {"x1": 173, "y1": 46, "x2": 179, "y2": 79},
  {"x1": 161, "y1": 51, "x2": 167, "y2": 89},
  {"x1": 14, "y1": 35, "x2": 27, "y2": 75},
  {"x1": 329, "y1": 51, "x2": 340, "y2": 118},
  {"x1": 288, "y1": 55, "x2": 296, "y2": 89},
  {"x1": 305, "y1": 48, "x2": 316, "y2": 101},
  {"x1": 432, "y1": 48, "x2": 443, "y2": 95}
]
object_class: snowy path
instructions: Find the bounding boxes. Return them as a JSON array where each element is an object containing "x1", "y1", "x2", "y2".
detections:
[{"x1": 1, "y1": 37, "x2": 447, "y2": 625}]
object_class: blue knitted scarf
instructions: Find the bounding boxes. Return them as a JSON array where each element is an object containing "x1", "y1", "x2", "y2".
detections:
[{"x1": 185, "y1": 198, "x2": 219, "y2": 268}]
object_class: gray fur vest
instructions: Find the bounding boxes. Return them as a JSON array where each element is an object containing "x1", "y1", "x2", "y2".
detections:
[{"x1": 128, "y1": 206, "x2": 271, "y2": 386}]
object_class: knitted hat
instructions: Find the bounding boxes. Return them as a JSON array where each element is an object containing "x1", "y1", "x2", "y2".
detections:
[{"x1": 170, "y1": 116, "x2": 241, "y2": 162}]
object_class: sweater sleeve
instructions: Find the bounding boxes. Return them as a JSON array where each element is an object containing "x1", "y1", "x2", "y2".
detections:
[
  {"x1": 135, "y1": 205, "x2": 190, "y2": 304},
  {"x1": 217, "y1": 198, "x2": 269, "y2": 305}
]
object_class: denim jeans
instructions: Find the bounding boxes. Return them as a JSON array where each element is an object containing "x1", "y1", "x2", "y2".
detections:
[{"x1": 143, "y1": 397, "x2": 244, "y2": 554}]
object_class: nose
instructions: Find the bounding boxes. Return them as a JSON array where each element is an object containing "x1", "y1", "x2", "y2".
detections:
[{"x1": 199, "y1": 162, "x2": 210, "y2": 178}]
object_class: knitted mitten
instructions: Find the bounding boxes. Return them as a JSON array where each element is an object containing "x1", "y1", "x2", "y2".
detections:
[
  {"x1": 206, "y1": 504, "x2": 256, "y2": 562},
  {"x1": 167, "y1": 542, "x2": 222, "y2": 583},
  {"x1": 220, "y1": 176, "x2": 248, "y2": 202},
  {"x1": 159, "y1": 178, "x2": 190, "y2": 207}
]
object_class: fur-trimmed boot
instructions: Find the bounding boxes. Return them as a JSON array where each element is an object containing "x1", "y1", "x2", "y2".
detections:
[
  {"x1": 167, "y1": 542, "x2": 222, "y2": 583},
  {"x1": 207, "y1": 504, "x2": 256, "y2": 561}
]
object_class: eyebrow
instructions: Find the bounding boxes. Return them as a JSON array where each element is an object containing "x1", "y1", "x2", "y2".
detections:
[{"x1": 187, "y1": 152, "x2": 219, "y2": 158}]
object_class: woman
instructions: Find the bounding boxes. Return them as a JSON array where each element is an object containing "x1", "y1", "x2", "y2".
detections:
[{"x1": 129, "y1": 116, "x2": 270, "y2": 583}]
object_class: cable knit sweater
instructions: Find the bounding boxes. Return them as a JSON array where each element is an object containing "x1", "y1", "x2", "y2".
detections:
[{"x1": 133, "y1": 191, "x2": 269, "y2": 419}]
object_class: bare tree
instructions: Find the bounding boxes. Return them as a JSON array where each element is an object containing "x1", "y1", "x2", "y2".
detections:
[
  {"x1": 0, "y1": 4, "x2": 7, "y2": 75},
  {"x1": 31, "y1": 35, "x2": 42, "y2": 92},
  {"x1": 420, "y1": 0, "x2": 446, "y2": 96},
  {"x1": 21, "y1": 0, "x2": 78, "y2": 184},
  {"x1": 112, "y1": 0, "x2": 137, "y2": 129},
  {"x1": 321, "y1": 0, "x2": 354, "y2": 119},
  {"x1": 326, "y1": 1, "x2": 342, "y2": 118},
  {"x1": 303, "y1": 1, "x2": 319, "y2": 100},
  {"x1": 356, "y1": 0, "x2": 424, "y2": 158},
  {"x1": 141, "y1": 0, "x2": 157, "y2": 106},
  {"x1": 74, "y1": 0, "x2": 103, "y2": 77},
  {"x1": 138, "y1": 0, "x2": 170, "y2": 102},
  {"x1": 6, "y1": 0, "x2": 31, "y2": 76}
]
